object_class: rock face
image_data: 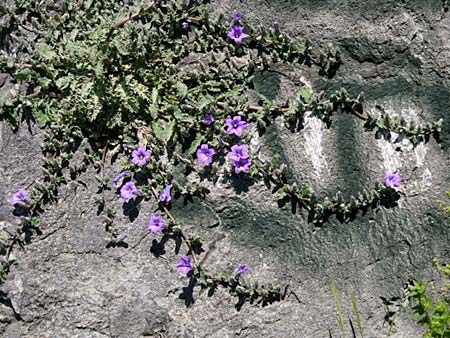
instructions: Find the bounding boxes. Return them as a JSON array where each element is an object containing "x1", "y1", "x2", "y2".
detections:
[{"x1": 1, "y1": 0, "x2": 450, "y2": 337}]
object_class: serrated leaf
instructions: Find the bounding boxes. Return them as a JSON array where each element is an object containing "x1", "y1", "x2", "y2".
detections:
[
  {"x1": 188, "y1": 133, "x2": 204, "y2": 156},
  {"x1": 55, "y1": 76, "x2": 73, "y2": 91},
  {"x1": 32, "y1": 108, "x2": 50, "y2": 128},
  {"x1": 174, "y1": 81, "x2": 188, "y2": 99},
  {"x1": 152, "y1": 120, "x2": 176, "y2": 144},
  {"x1": 152, "y1": 87, "x2": 159, "y2": 104},
  {"x1": 36, "y1": 44, "x2": 57, "y2": 61},
  {"x1": 300, "y1": 86, "x2": 311, "y2": 104},
  {"x1": 173, "y1": 107, "x2": 194, "y2": 124}
]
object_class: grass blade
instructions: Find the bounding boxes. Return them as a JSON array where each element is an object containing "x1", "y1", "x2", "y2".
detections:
[
  {"x1": 351, "y1": 294, "x2": 364, "y2": 338},
  {"x1": 332, "y1": 279, "x2": 345, "y2": 338}
]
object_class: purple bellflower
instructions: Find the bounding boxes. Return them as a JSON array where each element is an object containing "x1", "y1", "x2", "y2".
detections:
[
  {"x1": 203, "y1": 114, "x2": 214, "y2": 125},
  {"x1": 227, "y1": 25, "x2": 248, "y2": 45},
  {"x1": 273, "y1": 21, "x2": 281, "y2": 34},
  {"x1": 131, "y1": 146, "x2": 151, "y2": 167},
  {"x1": 234, "y1": 12, "x2": 242, "y2": 22},
  {"x1": 148, "y1": 215, "x2": 165, "y2": 235},
  {"x1": 384, "y1": 173, "x2": 402, "y2": 188},
  {"x1": 236, "y1": 264, "x2": 249, "y2": 276},
  {"x1": 182, "y1": 22, "x2": 189, "y2": 29},
  {"x1": 197, "y1": 144, "x2": 216, "y2": 166},
  {"x1": 120, "y1": 182, "x2": 140, "y2": 200},
  {"x1": 225, "y1": 116, "x2": 248, "y2": 137},
  {"x1": 113, "y1": 172, "x2": 128, "y2": 186},
  {"x1": 159, "y1": 184, "x2": 172, "y2": 203},
  {"x1": 228, "y1": 144, "x2": 249, "y2": 161},
  {"x1": 232, "y1": 158, "x2": 252, "y2": 174},
  {"x1": 177, "y1": 257, "x2": 193, "y2": 275},
  {"x1": 9, "y1": 188, "x2": 29, "y2": 205}
]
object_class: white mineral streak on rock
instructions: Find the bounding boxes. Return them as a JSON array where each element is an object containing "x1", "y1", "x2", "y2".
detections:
[
  {"x1": 414, "y1": 143, "x2": 432, "y2": 191},
  {"x1": 378, "y1": 140, "x2": 402, "y2": 173},
  {"x1": 372, "y1": 100, "x2": 431, "y2": 193},
  {"x1": 420, "y1": 168, "x2": 432, "y2": 191},
  {"x1": 375, "y1": 101, "x2": 412, "y2": 172},
  {"x1": 414, "y1": 142, "x2": 427, "y2": 168},
  {"x1": 250, "y1": 128, "x2": 260, "y2": 149},
  {"x1": 299, "y1": 77, "x2": 328, "y2": 182},
  {"x1": 303, "y1": 112, "x2": 328, "y2": 181}
]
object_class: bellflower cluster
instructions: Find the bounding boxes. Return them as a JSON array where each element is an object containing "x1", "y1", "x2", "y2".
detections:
[
  {"x1": 177, "y1": 257, "x2": 193, "y2": 275},
  {"x1": 120, "y1": 182, "x2": 140, "y2": 200},
  {"x1": 159, "y1": 184, "x2": 172, "y2": 203},
  {"x1": 197, "y1": 144, "x2": 216, "y2": 165},
  {"x1": 228, "y1": 144, "x2": 249, "y2": 161},
  {"x1": 9, "y1": 188, "x2": 29, "y2": 205},
  {"x1": 228, "y1": 144, "x2": 251, "y2": 174},
  {"x1": 148, "y1": 215, "x2": 165, "y2": 235},
  {"x1": 225, "y1": 116, "x2": 247, "y2": 137},
  {"x1": 131, "y1": 146, "x2": 151, "y2": 167},
  {"x1": 384, "y1": 173, "x2": 402, "y2": 188}
]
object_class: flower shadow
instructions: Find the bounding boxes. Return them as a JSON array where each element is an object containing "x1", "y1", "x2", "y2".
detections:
[
  {"x1": 178, "y1": 276, "x2": 197, "y2": 307},
  {"x1": 149, "y1": 233, "x2": 182, "y2": 258},
  {"x1": 150, "y1": 234, "x2": 169, "y2": 257},
  {"x1": 379, "y1": 188, "x2": 401, "y2": 209},
  {"x1": 229, "y1": 175, "x2": 255, "y2": 195},
  {"x1": 12, "y1": 205, "x2": 30, "y2": 217},
  {"x1": 122, "y1": 197, "x2": 143, "y2": 222}
]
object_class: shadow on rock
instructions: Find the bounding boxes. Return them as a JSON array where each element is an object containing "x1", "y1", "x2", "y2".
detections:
[
  {"x1": 150, "y1": 234, "x2": 170, "y2": 257},
  {"x1": 179, "y1": 276, "x2": 197, "y2": 307},
  {"x1": 229, "y1": 176, "x2": 255, "y2": 194},
  {"x1": 122, "y1": 197, "x2": 142, "y2": 222},
  {"x1": 106, "y1": 239, "x2": 129, "y2": 249},
  {"x1": 380, "y1": 188, "x2": 401, "y2": 209}
]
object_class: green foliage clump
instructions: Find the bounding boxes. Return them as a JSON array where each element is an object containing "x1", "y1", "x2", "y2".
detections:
[
  {"x1": 408, "y1": 258, "x2": 450, "y2": 338},
  {"x1": 414, "y1": 191, "x2": 450, "y2": 333},
  {"x1": 438, "y1": 192, "x2": 450, "y2": 220}
]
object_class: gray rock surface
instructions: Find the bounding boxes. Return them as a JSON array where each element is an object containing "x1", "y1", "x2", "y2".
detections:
[{"x1": 1, "y1": 0, "x2": 450, "y2": 337}]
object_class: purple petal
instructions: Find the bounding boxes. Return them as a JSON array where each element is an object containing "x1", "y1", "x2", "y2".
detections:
[
  {"x1": 9, "y1": 188, "x2": 29, "y2": 205},
  {"x1": 113, "y1": 172, "x2": 128, "y2": 186},
  {"x1": 236, "y1": 264, "x2": 249, "y2": 275},
  {"x1": 177, "y1": 257, "x2": 193, "y2": 275},
  {"x1": 159, "y1": 184, "x2": 172, "y2": 203}
]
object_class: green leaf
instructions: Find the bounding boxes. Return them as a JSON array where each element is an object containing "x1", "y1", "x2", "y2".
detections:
[
  {"x1": 152, "y1": 120, "x2": 176, "y2": 144},
  {"x1": 173, "y1": 108, "x2": 194, "y2": 124},
  {"x1": 55, "y1": 76, "x2": 73, "y2": 91},
  {"x1": 174, "y1": 81, "x2": 188, "y2": 99},
  {"x1": 276, "y1": 187, "x2": 287, "y2": 199},
  {"x1": 36, "y1": 44, "x2": 57, "y2": 61},
  {"x1": 300, "y1": 86, "x2": 311, "y2": 104},
  {"x1": 32, "y1": 109, "x2": 50, "y2": 128},
  {"x1": 152, "y1": 87, "x2": 159, "y2": 104},
  {"x1": 375, "y1": 119, "x2": 385, "y2": 129},
  {"x1": 188, "y1": 133, "x2": 204, "y2": 156}
]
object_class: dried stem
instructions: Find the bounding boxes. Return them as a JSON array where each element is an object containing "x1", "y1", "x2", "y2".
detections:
[
  {"x1": 149, "y1": 186, "x2": 198, "y2": 265},
  {"x1": 5, "y1": 237, "x2": 19, "y2": 261},
  {"x1": 351, "y1": 110, "x2": 369, "y2": 121},
  {"x1": 104, "y1": 1, "x2": 159, "y2": 45},
  {"x1": 100, "y1": 144, "x2": 109, "y2": 210}
]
